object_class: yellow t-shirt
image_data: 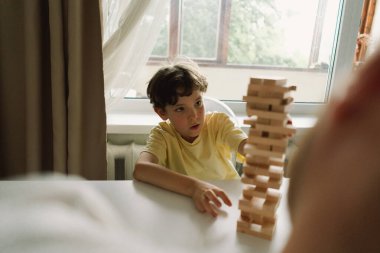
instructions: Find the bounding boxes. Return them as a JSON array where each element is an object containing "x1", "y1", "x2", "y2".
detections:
[{"x1": 143, "y1": 112, "x2": 247, "y2": 180}]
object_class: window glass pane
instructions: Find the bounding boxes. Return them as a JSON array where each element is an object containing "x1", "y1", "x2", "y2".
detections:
[
  {"x1": 212, "y1": 0, "x2": 341, "y2": 103},
  {"x1": 138, "y1": 0, "x2": 359, "y2": 105},
  {"x1": 180, "y1": 0, "x2": 221, "y2": 59},
  {"x1": 318, "y1": 0, "x2": 340, "y2": 66},
  {"x1": 228, "y1": 0, "x2": 326, "y2": 68},
  {"x1": 151, "y1": 5, "x2": 170, "y2": 57}
]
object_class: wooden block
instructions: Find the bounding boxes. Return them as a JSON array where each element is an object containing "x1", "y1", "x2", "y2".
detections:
[
  {"x1": 244, "y1": 99, "x2": 292, "y2": 113},
  {"x1": 238, "y1": 197, "x2": 280, "y2": 218},
  {"x1": 255, "y1": 144, "x2": 271, "y2": 151},
  {"x1": 253, "y1": 90, "x2": 293, "y2": 99},
  {"x1": 245, "y1": 154, "x2": 285, "y2": 167},
  {"x1": 247, "y1": 135, "x2": 289, "y2": 148},
  {"x1": 270, "y1": 119, "x2": 286, "y2": 126},
  {"x1": 243, "y1": 96, "x2": 294, "y2": 106},
  {"x1": 253, "y1": 123, "x2": 296, "y2": 136},
  {"x1": 248, "y1": 90, "x2": 260, "y2": 97},
  {"x1": 244, "y1": 117, "x2": 257, "y2": 126},
  {"x1": 248, "y1": 84, "x2": 296, "y2": 94},
  {"x1": 245, "y1": 155, "x2": 270, "y2": 166},
  {"x1": 246, "y1": 119, "x2": 294, "y2": 136},
  {"x1": 249, "y1": 77, "x2": 287, "y2": 86},
  {"x1": 247, "y1": 108, "x2": 288, "y2": 120},
  {"x1": 239, "y1": 213, "x2": 257, "y2": 225},
  {"x1": 246, "y1": 103, "x2": 291, "y2": 114},
  {"x1": 244, "y1": 144, "x2": 285, "y2": 159},
  {"x1": 238, "y1": 214, "x2": 276, "y2": 227},
  {"x1": 248, "y1": 128, "x2": 263, "y2": 137},
  {"x1": 245, "y1": 117, "x2": 289, "y2": 127},
  {"x1": 244, "y1": 161, "x2": 270, "y2": 171},
  {"x1": 241, "y1": 174, "x2": 282, "y2": 189},
  {"x1": 243, "y1": 170, "x2": 255, "y2": 179},
  {"x1": 238, "y1": 214, "x2": 277, "y2": 228},
  {"x1": 269, "y1": 132, "x2": 286, "y2": 139},
  {"x1": 243, "y1": 164, "x2": 284, "y2": 180},
  {"x1": 245, "y1": 147, "x2": 284, "y2": 159},
  {"x1": 240, "y1": 212, "x2": 264, "y2": 224},
  {"x1": 257, "y1": 118, "x2": 272, "y2": 125},
  {"x1": 272, "y1": 145, "x2": 286, "y2": 153},
  {"x1": 242, "y1": 186, "x2": 268, "y2": 199},
  {"x1": 237, "y1": 219, "x2": 276, "y2": 240},
  {"x1": 245, "y1": 86, "x2": 292, "y2": 99},
  {"x1": 244, "y1": 117, "x2": 287, "y2": 127},
  {"x1": 271, "y1": 104, "x2": 291, "y2": 113},
  {"x1": 249, "y1": 77, "x2": 265, "y2": 85},
  {"x1": 243, "y1": 186, "x2": 281, "y2": 202},
  {"x1": 257, "y1": 90, "x2": 281, "y2": 99},
  {"x1": 243, "y1": 117, "x2": 257, "y2": 126},
  {"x1": 249, "y1": 103, "x2": 271, "y2": 111}
]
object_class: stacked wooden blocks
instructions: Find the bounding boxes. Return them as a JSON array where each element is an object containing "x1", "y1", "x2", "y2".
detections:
[{"x1": 237, "y1": 76, "x2": 296, "y2": 240}]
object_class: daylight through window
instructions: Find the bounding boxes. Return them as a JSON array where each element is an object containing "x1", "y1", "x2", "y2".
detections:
[{"x1": 139, "y1": 0, "x2": 360, "y2": 104}]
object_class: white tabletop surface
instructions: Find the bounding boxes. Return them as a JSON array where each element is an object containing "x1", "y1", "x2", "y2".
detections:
[
  {"x1": 0, "y1": 177, "x2": 292, "y2": 253},
  {"x1": 94, "y1": 179, "x2": 292, "y2": 253}
]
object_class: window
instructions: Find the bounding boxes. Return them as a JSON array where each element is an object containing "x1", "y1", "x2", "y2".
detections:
[
  {"x1": 130, "y1": 0, "x2": 363, "y2": 111},
  {"x1": 151, "y1": 0, "x2": 222, "y2": 61}
]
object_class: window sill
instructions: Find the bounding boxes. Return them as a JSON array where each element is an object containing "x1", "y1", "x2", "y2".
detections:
[
  {"x1": 106, "y1": 98, "x2": 318, "y2": 136},
  {"x1": 107, "y1": 112, "x2": 317, "y2": 135},
  {"x1": 107, "y1": 113, "x2": 162, "y2": 134}
]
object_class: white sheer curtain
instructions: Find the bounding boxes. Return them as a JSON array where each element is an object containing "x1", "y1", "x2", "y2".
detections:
[{"x1": 102, "y1": 0, "x2": 169, "y2": 110}]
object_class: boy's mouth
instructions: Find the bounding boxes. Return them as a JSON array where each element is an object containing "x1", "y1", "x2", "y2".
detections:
[{"x1": 190, "y1": 124, "x2": 200, "y2": 130}]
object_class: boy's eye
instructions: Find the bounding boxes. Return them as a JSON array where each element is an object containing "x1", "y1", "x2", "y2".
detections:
[
  {"x1": 175, "y1": 107, "x2": 184, "y2": 112},
  {"x1": 195, "y1": 100, "x2": 203, "y2": 107}
]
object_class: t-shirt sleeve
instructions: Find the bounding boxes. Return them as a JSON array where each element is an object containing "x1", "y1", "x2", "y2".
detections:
[
  {"x1": 143, "y1": 126, "x2": 168, "y2": 166},
  {"x1": 213, "y1": 113, "x2": 247, "y2": 151}
]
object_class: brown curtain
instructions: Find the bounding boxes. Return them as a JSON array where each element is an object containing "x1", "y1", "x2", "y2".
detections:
[
  {"x1": 354, "y1": 0, "x2": 377, "y2": 66},
  {"x1": 0, "y1": 0, "x2": 107, "y2": 179}
]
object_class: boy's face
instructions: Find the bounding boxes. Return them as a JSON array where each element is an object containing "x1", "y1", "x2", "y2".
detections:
[{"x1": 155, "y1": 89, "x2": 205, "y2": 143}]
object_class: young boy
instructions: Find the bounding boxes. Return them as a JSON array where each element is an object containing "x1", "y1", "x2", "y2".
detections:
[{"x1": 133, "y1": 63, "x2": 247, "y2": 217}]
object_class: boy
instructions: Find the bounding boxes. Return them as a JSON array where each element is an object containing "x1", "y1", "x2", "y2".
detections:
[{"x1": 133, "y1": 63, "x2": 247, "y2": 217}]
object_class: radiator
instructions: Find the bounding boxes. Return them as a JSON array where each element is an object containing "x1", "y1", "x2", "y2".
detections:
[{"x1": 106, "y1": 142, "x2": 145, "y2": 180}]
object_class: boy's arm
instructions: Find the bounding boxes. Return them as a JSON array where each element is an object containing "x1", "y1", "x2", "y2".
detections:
[
  {"x1": 133, "y1": 151, "x2": 232, "y2": 217},
  {"x1": 133, "y1": 151, "x2": 196, "y2": 197},
  {"x1": 237, "y1": 139, "x2": 247, "y2": 155}
]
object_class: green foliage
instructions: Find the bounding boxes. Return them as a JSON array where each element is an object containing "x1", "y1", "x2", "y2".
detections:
[
  {"x1": 181, "y1": 0, "x2": 219, "y2": 59},
  {"x1": 151, "y1": 0, "x2": 308, "y2": 67},
  {"x1": 228, "y1": 0, "x2": 300, "y2": 67},
  {"x1": 151, "y1": 18, "x2": 169, "y2": 56}
]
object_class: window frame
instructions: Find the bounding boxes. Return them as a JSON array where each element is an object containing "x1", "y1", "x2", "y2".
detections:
[
  {"x1": 149, "y1": 0, "x2": 353, "y2": 71},
  {"x1": 146, "y1": 0, "x2": 363, "y2": 116}
]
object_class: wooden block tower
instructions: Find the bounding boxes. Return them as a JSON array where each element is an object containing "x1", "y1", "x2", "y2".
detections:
[{"x1": 236, "y1": 76, "x2": 296, "y2": 240}]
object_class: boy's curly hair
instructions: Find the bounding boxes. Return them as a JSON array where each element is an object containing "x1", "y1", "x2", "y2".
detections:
[{"x1": 147, "y1": 63, "x2": 208, "y2": 109}]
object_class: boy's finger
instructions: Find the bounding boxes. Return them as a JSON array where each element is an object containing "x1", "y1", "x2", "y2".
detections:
[
  {"x1": 202, "y1": 200, "x2": 217, "y2": 217},
  {"x1": 195, "y1": 201, "x2": 205, "y2": 213},
  {"x1": 215, "y1": 190, "x2": 232, "y2": 206},
  {"x1": 204, "y1": 191, "x2": 222, "y2": 208}
]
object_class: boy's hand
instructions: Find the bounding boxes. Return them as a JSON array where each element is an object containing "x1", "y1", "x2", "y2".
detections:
[{"x1": 191, "y1": 181, "x2": 232, "y2": 217}]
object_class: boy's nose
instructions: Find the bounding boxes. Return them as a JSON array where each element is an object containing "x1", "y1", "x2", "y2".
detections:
[{"x1": 188, "y1": 108, "x2": 197, "y2": 119}]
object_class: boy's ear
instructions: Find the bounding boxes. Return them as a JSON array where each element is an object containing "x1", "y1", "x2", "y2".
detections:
[{"x1": 154, "y1": 107, "x2": 169, "y2": 120}]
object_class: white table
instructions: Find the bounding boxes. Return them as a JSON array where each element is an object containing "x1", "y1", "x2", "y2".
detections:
[
  {"x1": 94, "y1": 179, "x2": 292, "y2": 253},
  {"x1": 0, "y1": 177, "x2": 292, "y2": 253}
]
